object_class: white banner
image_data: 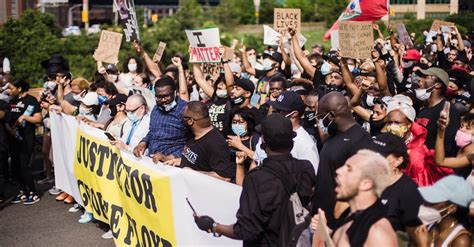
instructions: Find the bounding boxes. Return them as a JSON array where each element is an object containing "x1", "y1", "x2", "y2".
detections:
[
  {"x1": 186, "y1": 28, "x2": 221, "y2": 63},
  {"x1": 50, "y1": 113, "x2": 242, "y2": 246}
]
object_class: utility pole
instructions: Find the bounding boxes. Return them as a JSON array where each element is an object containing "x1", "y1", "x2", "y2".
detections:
[
  {"x1": 254, "y1": 0, "x2": 260, "y2": 25},
  {"x1": 82, "y1": 0, "x2": 89, "y2": 31},
  {"x1": 68, "y1": 4, "x2": 82, "y2": 27}
]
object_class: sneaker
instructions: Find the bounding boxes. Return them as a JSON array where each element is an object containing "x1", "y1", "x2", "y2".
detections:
[
  {"x1": 23, "y1": 193, "x2": 40, "y2": 205},
  {"x1": 78, "y1": 212, "x2": 94, "y2": 224},
  {"x1": 48, "y1": 186, "x2": 62, "y2": 195},
  {"x1": 11, "y1": 191, "x2": 27, "y2": 204},
  {"x1": 37, "y1": 176, "x2": 54, "y2": 185},
  {"x1": 68, "y1": 203, "x2": 81, "y2": 213},
  {"x1": 101, "y1": 230, "x2": 114, "y2": 239}
]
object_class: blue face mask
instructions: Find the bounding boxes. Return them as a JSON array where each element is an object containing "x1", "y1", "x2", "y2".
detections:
[
  {"x1": 159, "y1": 99, "x2": 177, "y2": 112},
  {"x1": 317, "y1": 112, "x2": 333, "y2": 135},
  {"x1": 232, "y1": 124, "x2": 247, "y2": 137},
  {"x1": 320, "y1": 62, "x2": 331, "y2": 75},
  {"x1": 127, "y1": 112, "x2": 141, "y2": 123},
  {"x1": 98, "y1": 95, "x2": 108, "y2": 105}
]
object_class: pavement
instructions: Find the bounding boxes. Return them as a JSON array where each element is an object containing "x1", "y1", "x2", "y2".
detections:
[{"x1": 0, "y1": 148, "x2": 115, "y2": 247}]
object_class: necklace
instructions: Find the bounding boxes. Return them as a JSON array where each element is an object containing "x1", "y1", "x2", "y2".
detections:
[{"x1": 431, "y1": 220, "x2": 457, "y2": 246}]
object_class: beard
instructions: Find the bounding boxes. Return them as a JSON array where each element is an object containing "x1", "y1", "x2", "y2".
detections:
[{"x1": 336, "y1": 182, "x2": 359, "y2": 201}]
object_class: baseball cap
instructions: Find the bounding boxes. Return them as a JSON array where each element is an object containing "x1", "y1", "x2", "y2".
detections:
[
  {"x1": 80, "y1": 92, "x2": 99, "y2": 106},
  {"x1": 261, "y1": 113, "x2": 296, "y2": 144},
  {"x1": 418, "y1": 175, "x2": 473, "y2": 207},
  {"x1": 386, "y1": 95, "x2": 416, "y2": 122},
  {"x1": 463, "y1": 40, "x2": 471, "y2": 48},
  {"x1": 108, "y1": 93, "x2": 128, "y2": 107},
  {"x1": 106, "y1": 64, "x2": 118, "y2": 74},
  {"x1": 454, "y1": 53, "x2": 469, "y2": 65},
  {"x1": 234, "y1": 78, "x2": 255, "y2": 93},
  {"x1": 448, "y1": 69, "x2": 469, "y2": 88},
  {"x1": 403, "y1": 49, "x2": 421, "y2": 61},
  {"x1": 418, "y1": 67, "x2": 450, "y2": 86},
  {"x1": 371, "y1": 133, "x2": 408, "y2": 157},
  {"x1": 269, "y1": 91, "x2": 305, "y2": 113},
  {"x1": 263, "y1": 52, "x2": 283, "y2": 65}
]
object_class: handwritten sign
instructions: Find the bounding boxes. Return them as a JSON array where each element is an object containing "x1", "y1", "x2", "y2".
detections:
[
  {"x1": 114, "y1": 0, "x2": 139, "y2": 42},
  {"x1": 338, "y1": 21, "x2": 374, "y2": 59},
  {"x1": 274, "y1": 8, "x2": 301, "y2": 34},
  {"x1": 430, "y1": 19, "x2": 455, "y2": 32},
  {"x1": 152, "y1": 42, "x2": 167, "y2": 62},
  {"x1": 185, "y1": 28, "x2": 221, "y2": 63},
  {"x1": 396, "y1": 23, "x2": 413, "y2": 48},
  {"x1": 223, "y1": 46, "x2": 234, "y2": 61},
  {"x1": 93, "y1": 30, "x2": 123, "y2": 64},
  {"x1": 312, "y1": 214, "x2": 334, "y2": 247}
]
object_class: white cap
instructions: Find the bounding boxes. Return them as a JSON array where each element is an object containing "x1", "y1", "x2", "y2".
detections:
[
  {"x1": 386, "y1": 95, "x2": 416, "y2": 122},
  {"x1": 80, "y1": 91, "x2": 99, "y2": 106}
]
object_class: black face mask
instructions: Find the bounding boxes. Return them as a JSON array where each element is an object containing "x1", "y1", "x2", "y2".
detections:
[
  {"x1": 231, "y1": 96, "x2": 245, "y2": 105},
  {"x1": 369, "y1": 115, "x2": 385, "y2": 134},
  {"x1": 304, "y1": 111, "x2": 316, "y2": 124}
]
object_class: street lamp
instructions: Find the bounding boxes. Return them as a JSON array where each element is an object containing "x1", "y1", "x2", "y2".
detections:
[{"x1": 68, "y1": 4, "x2": 82, "y2": 27}]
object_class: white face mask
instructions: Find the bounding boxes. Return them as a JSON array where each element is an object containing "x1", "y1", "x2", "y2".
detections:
[
  {"x1": 348, "y1": 65, "x2": 355, "y2": 73},
  {"x1": 366, "y1": 94, "x2": 376, "y2": 107},
  {"x1": 320, "y1": 62, "x2": 331, "y2": 75},
  {"x1": 415, "y1": 88, "x2": 432, "y2": 101},
  {"x1": 215, "y1": 89, "x2": 228, "y2": 98},
  {"x1": 417, "y1": 205, "x2": 448, "y2": 226},
  {"x1": 431, "y1": 44, "x2": 438, "y2": 53},
  {"x1": 128, "y1": 63, "x2": 137, "y2": 72},
  {"x1": 72, "y1": 93, "x2": 83, "y2": 101},
  {"x1": 199, "y1": 88, "x2": 209, "y2": 101},
  {"x1": 108, "y1": 74, "x2": 118, "y2": 82},
  {"x1": 79, "y1": 105, "x2": 92, "y2": 116}
]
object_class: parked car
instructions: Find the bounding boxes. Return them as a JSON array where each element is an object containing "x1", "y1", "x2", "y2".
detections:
[
  {"x1": 87, "y1": 24, "x2": 101, "y2": 35},
  {"x1": 62, "y1": 26, "x2": 81, "y2": 37}
]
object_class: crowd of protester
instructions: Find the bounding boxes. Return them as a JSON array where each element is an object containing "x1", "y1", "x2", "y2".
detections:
[{"x1": 0, "y1": 22, "x2": 473, "y2": 246}]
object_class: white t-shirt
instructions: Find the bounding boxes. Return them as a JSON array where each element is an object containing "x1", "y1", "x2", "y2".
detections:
[{"x1": 253, "y1": 126, "x2": 320, "y2": 174}]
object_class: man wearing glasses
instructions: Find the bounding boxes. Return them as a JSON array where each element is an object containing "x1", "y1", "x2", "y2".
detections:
[{"x1": 133, "y1": 76, "x2": 187, "y2": 162}]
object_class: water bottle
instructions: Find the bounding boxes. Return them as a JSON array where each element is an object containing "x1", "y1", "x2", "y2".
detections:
[{"x1": 21, "y1": 105, "x2": 34, "y2": 127}]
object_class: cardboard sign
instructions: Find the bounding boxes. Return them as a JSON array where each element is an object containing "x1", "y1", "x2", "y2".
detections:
[
  {"x1": 396, "y1": 23, "x2": 413, "y2": 48},
  {"x1": 152, "y1": 42, "x2": 167, "y2": 62},
  {"x1": 274, "y1": 8, "x2": 301, "y2": 34},
  {"x1": 185, "y1": 28, "x2": 221, "y2": 63},
  {"x1": 330, "y1": 29, "x2": 339, "y2": 50},
  {"x1": 114, "y1": 0, "x2": 140, "y2": 42},
  {"x1": 93, "y1": 30, "x2": 123, "y2": 64},
  {"x1": 223, "y1": 46, "x2": 234, "y2": 61},
  {"x1": 338, "y1": 21, "x2": 374, "y2": 59},
  {"x1": 312, "y1": 214, "x2": 334, "y2": 247},
  {"x1": 430, "y1": 19, "x2": 455, "y2": 32}
]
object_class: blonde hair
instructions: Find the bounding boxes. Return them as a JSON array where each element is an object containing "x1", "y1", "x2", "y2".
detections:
[
  {"x1": 71, "y1": 78, "x2": 90, "y2": 91},
  {"x1": 356, "y1": 149, "x2": 391, "y2": 197}
]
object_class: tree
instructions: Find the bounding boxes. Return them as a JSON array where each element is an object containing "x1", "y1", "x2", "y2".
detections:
[
  {"x1": 286, "y1": 0, "x2": 316, "y2": 22},
  {"x1": 314, "y1": 0, "x2": 348, "y2": 27}
]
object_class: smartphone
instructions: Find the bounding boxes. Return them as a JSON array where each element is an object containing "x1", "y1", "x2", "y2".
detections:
[
  {"x1": 104, "y1": 132, "x2": 116, "y2": 141},
  {"x1": 186, "y1": 197, "x2": 197, "y2": 215},
  {"x1": 441, "y1": 101, "x2": 450, "y2": 120}
]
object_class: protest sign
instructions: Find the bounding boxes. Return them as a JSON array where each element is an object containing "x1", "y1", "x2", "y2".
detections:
[
  {"x1": 50, "y1": 113, "x2": 242, "y2": 246},
  {"x1": 330, "y1": 29, "x2": 339, "y2": 50},
  {"x1": 396, "y1": 23, "x2": 413, "y2": 48},
  {"x1": 186, "y1": 28, "x2": 221, "y2": 63},
  {"x1": 114, "y1": 0, "x2": 140, "y2": 42},
  {"x1": 263, "y1": 25, "x2": 306, "y2": 48},
  {"x1": 312, "y1": 213, "x2": 334, "y2": 247},
  {"x1": 430, "y1": 19, "x2": 455, "y2": 32},
  {"x1": 338, "y1": 21, "x2": 373, "y2": 59},
  {"x1": 274, "y1": 8, "x2": 301, "y2": 34},
  {"x1": 223, "y1": 46, "x2": 234, "y2": 61},
  {"x1": 93, "y1": 30, "x2": 123, "y2": 64},
  {"x1": 152, "y1": 42, "x2": 166, "y2": 62}
]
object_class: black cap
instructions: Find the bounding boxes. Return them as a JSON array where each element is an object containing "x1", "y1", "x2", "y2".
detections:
[
  {"x1": 269, "y1": 91, "x2": 305, "y2": 113},
  {"x1": 448, "y1": 69, "x2": 469, "y2": 88},
  {"x1": 108, "y1": 93, "x2": 128, "y2": 106},
  {"x1": 106, "y1": 64, "x2": 118, "y2": 74},
  {"x1": 261, "y1": 114, "x2": 295, "y2": 143},
  {"x1": 371, "y1": 133, "x2": 408, "y2": 157},
  {"x1": 234, "y1": 78, "x2": 255, "y2": 93},
  {"x1": 263, "y1": 52, "x2": 283, "y2": 64},
  {"x1": 454, "y1": 53, "x2": 469, "y2": 65}
]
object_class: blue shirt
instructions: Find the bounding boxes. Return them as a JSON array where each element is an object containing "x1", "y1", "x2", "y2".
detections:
[{"x1": 141, "y1": 98, "x2": 187, "y2": 157}]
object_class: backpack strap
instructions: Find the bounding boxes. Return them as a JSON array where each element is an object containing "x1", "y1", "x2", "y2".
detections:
[{"x1": 260, "y1": 159, "x2": 301, "y2": 195}]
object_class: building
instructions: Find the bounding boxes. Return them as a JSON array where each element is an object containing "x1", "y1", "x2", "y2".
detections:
[
  {"x1": 390, "y1": 0, "x2": 459, "y2": 19},
  {"x1": 0, "y1": 0, "x2": 38, "y2": 25}
]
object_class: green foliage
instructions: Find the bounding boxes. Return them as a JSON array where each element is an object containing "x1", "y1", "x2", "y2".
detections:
[
  {"x1": 286, "y1": 0, "x2": 316, "y2": 22},
  {"x1": 446, "y1": 12, "x2": 474, "y2": 35},
  {"x1": 314, "y1": 0, "x2": 348, "y2": 27}
]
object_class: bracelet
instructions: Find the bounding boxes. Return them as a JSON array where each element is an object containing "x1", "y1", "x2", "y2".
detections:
[{"x1": 212, "y1": 222, "x2": 221, "y2": 237}]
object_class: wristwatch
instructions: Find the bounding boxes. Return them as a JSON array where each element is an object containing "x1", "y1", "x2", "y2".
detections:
[{"x1": 212, "y1": 222, "x2": 222, "y2": 237}]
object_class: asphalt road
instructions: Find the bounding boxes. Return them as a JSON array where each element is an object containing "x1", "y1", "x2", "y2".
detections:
[{"x1": 0, "y1": 181, "x2": 115, "y2": 247}]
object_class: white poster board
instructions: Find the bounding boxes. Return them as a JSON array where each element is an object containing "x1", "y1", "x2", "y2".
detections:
[{"x1": 186, "y1": 28, "x2": 221, "y2": 63}]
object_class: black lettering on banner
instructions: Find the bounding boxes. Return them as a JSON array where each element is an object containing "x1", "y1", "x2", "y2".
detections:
[
  {"x1": 142, "y1": 173, "x2": 157, "y2": 213},
  {"x1": 192, "y1": 32, "x2": 205, "y2": 47},
  {"x1": 110, "y1": 204, "x2": 123, "y2": 238},
  {"x1": 96, "y1": 145, "x2": 110, "y2": 177},
  {"x1": 130, "y1": 170, "x2": 143, "y2": 204},
  {"x1": 88, "y1": 142, "x2": 98, "y2": 172},
  {"x1": 107, "y1": 152, "x2": 119, "y2": 180},
  {"x1": 78, "y1": 180, "x2": 89, "y2": 206},
  {"x1": 77, "y1": 136, "x2": 83, "y2": 164},
  {"x1": 141, "y1": 225, "x2": 152, "y2": 247},
  {"x1": 124, "y1": 213, "x2": 139, "y2": 246}
]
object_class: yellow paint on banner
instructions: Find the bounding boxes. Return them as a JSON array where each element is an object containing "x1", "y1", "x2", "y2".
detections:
[{"x1": 73, "y1": 129, "x2": 176, "y2": 247}]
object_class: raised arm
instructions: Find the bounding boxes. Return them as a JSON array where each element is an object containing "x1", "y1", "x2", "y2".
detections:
[
  {"x1": 340, "y1": 56, "x2": 358, "y2": 96},
  {"x1": 289, "y1": 26, "x2": 316, "y2": 78},
  {"x1": 192, "y1": 64, "x2": 215, "y2": 98},
  {"x1": 372, "y1": 50, "x2": 391, "y2": 96},
  {"x1": 435, "y1": 114, "x2": 471, "y2": 168},
  {"x1": 239, "y1": 45, "x2": 256, "y2": 76},
  {"x1": 373, "y1": 24, "x2": 384, "y2": 40},
  {"x1": 172, "y1": 56, "x2": 189, "y2": 102},
  {"x1": 133, "y1": 41, "x2": 163, "y2": 78}
]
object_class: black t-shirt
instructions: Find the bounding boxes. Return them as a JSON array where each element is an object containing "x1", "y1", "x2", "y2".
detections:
[
  {"x1": 380, "y1": 174, "x2": 423, "y2": 232},
  {"x1": 416, "y1": 99, "x2": 459, "y2": 156},
  {"x1": 233, "y1": 154, "x2": 316, "y2": 247},
  {"x1": 208, "y1": 97, "x2": 231, "y2": 136},
  {"x1": 313, "y1": 124, "x2": 372, "y2": 229},
  {"x1": 5, "y1": 94, "x2": 41, "y2": 138},
  {"x1": 0, "y1": 100, "x2": 8, "y2": 151},
  {"x1": 180, "y1": 127, "x2": 235, "y2": 179}
]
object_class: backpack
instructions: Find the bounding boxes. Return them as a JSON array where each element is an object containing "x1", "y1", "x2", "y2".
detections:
[{"x1": 260, "y1": 161, "x2": 311, "y2": 247}]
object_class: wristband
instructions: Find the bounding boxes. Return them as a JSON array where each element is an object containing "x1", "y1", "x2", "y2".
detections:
[{"x1": 212, "y1": 222, "x2": 221, "y2": 237}]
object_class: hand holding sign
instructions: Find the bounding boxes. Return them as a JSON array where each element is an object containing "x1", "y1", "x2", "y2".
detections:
[{"x1": 93, "y1": 30, "x2": 123, "y2": 64}]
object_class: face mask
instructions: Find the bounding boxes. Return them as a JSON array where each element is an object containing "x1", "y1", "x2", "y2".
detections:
[
  {"x1": 98, "y1": 95, "x2": 108, "y2": 105},
  {"x1": 232, "y1": 124, "x2": 247, "y2": 137},
  {"x1": 127, "y1": 111, "x2": 142, "y2": 123},
  {"x1": 402, "y1": 60, "x2": 414, "y2": 69},
  {"x1": 72, "y1": 93, "x2": 83, "y2": 101},
  {"x1": 386, "y1": 124, "x2": 409, "y2": 138},
  {"x1": 455, "y1": 130, "x2": 472, "y2": 148},
  {"x1": 370, "y1": 116, "x2": 385, "y2": 133},
  {"x1": 348, "y1": 65, "x2": 355, "y2": 73},
  {"x1": 304, "y1": 111, "x2": 316, "y2": 124},
  {"x1": 431, "y1": 44, "x2": 438, "y2": 53},
  {"x1": 232, "y1": 95, "x2": 245, "y2": 105},
  {"x1": 320, "y1": 62, "x2": 331, "y2": 75},
  {"x1": 44, "y1": 81, "x2": 57, "y2": 90},
  {"x1": 418, "y1": 205, "x2": 448, "y2": 226},
  {"x1": 216, "y1": 89, "x2": 228, "y2": 98},
  {"x1": 262, "y1": 59, "x2": 274, "y2": 71},
  {"x1": 352, "y1": 68, "x2": 360, "y2": 76},
  {"x1": 415, "y1": 88, "x2": 432, "y2": 101},
  {"x1": 365, "y1": 94, "x2": 376, "y2": 107},
  {"x1": 318, "y1": 112, "x2": 333, "y2": 135},
  {"x1": 451, "y1": 65, "x2": 469, "y2": 73},
  {"x1": 446, "y1": 88, "x2": 457, "y2": 99},
  {"x1": 79, "y1": 105, "x2": 92, "y2": 116},
  {"x1": 128, "y1": 63, "x2": 137, "y2": 72},
  {"x1": 109, "y1": 74, "x2": 118, "y2": 82},
  {"x1": 159, "y1": 99, "x2": 177, "y2": 112},
  {"x1": 248, "y1": 56, "x2": 257, "y2": 67},
  {"x1": 384, "y1": 43, "x2": 391, "y2": 52}
]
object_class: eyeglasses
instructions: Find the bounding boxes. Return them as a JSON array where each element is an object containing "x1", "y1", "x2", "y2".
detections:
[
  {"x1": 155, "y1": 93, "x2": 174, "y2": 102},
  {"x1": 125, "y1": 104, "x2": 143, "y2": 114},
  {"x1": 182, "y1": 115, "x2": 208, "y2": 122},
  {"x1": 448, "y1": 53, "x2": 457, "y2": 56}
]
